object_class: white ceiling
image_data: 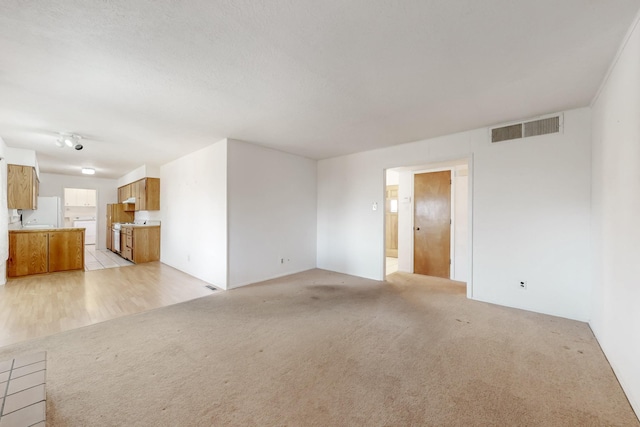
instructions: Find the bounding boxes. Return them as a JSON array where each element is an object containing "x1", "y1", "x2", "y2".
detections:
[{"x1": 1, "y1": 1, "x2": 638, "y2": 178}]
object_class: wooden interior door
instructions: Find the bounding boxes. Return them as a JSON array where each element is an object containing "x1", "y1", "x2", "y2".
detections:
[
  {"x1": 385, "y1": 185, "x2": 399, "y2": 257},
  {"x1": 414, "y1": 171, "x2": 451, "y2": 278}
]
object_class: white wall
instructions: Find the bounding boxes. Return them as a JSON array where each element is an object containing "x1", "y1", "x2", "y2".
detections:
[
  {"x1": 0, "y1": 138, "x2": 8, "y2": 285},
  {"x1": 385, "y1": 170, "x2": 399, "y2": 186},
  {"x1": 5, "y1": 147, "x2": 39, "y2": 178},
  {"x1": 117, "y1": 164, "x2": 160, "y2": 187},
  {"x1": 227, "y1": 139, "x2": 317, "y2": 288},
  {"x1": 38, "y1": 173, "x2": 118, "y2": 249},
  {"x1": 453, "y1": 166, "x2": 469, "y2": 282},
  {"x1": 318, "y1": 107, "x2": 592, "y2": 321},
  {"x1": 160, "y1": 140, "x2": 228, "y2": 289},
  {"x1": 590, "y1": 13, "x2": 640, "y2": 416}
]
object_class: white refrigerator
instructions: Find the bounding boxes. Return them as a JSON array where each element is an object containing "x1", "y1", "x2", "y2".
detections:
[{"x1": 21, "y1": 197, "x2": 63, "y2": 227}]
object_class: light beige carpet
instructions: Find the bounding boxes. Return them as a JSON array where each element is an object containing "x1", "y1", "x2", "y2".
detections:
[{"x1": 0, "y1": 269, "x2": 636, "y2": 426}]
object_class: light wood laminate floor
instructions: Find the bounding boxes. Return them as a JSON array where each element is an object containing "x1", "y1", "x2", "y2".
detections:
[{"x1": 0, "y1": 262, "x2": 218, "y2": 348}]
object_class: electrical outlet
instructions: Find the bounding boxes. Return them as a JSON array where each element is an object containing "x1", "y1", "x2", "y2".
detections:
[
  {"x1": 518, "y1": 280, "x2": 527, "y2": 290},
  {"x1": 280, "y1": 258, "x2": 284, "y2": 264}
]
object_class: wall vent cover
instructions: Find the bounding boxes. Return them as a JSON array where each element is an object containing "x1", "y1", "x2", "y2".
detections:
[
  {"x1": 523, "y1": 116, "x2": 560, "y2": 137},
  {"x1": 491, "y1": 114, "x2": 562, "y2": 143},
  {"x1": 491, "y1": 124, "x2": 523, "y2": 143}
]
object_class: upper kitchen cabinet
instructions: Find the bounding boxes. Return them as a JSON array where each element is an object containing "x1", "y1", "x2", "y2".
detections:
[
  {"x1": 7, "y1": 164, "x2": 39, "y2": 209},
  {"x1": 64, "y1": 188, "x2": 97, "y2": 207},
  {"x1": 117, "y1": 178, "x2": 160, "y2": 211},
  {"x1": 118, "y1": 184, "x2": 132, "y2": 203}
]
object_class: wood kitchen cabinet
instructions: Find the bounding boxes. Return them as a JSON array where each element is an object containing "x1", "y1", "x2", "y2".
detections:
[
  {"x1": 48, "y1": 230, "x2": 85, "y2": 272},
  {"x1": 7, "y1": 229, "x2": 84, "y2": 277},
  {"x1": 118, "y1": 184, "x2": 132, "y2": 203},
  {"x1": 7, "y1": 231, "x2": 48, "y2": 277},
  {"x1": 117, "y1": 178, "x2": 160, "y2": 211},
  {"x1": 120, "y1": 225, "x2": 160, "y2": 263},
  {"x1": 138, "y1": 178, "x2": 160, "y2": 211},
  {"x1": 7, "y1": 164, "x2": 39, "y2": 209}
]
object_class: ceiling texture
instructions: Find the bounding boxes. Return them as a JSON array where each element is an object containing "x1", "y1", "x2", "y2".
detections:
[{"x1": 1, "y1": 1, "x2": 639, "y2": 178}]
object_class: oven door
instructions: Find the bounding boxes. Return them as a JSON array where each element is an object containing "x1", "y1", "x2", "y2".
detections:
[{"x1": 112, "y1": 228, "x2": 121, "y2": 252}]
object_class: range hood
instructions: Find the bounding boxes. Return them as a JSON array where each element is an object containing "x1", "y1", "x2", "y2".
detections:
[{"x1": 123, "y1": 197, "x2": 136, "y2": 204}]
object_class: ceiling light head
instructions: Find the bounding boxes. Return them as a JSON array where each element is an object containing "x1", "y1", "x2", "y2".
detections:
[
  {"x1": 81, "y1": 168, "x2": 95, "y2": 175},
  {"x1": 57, "y1": 133, "x2": 83, "y2": 150}
]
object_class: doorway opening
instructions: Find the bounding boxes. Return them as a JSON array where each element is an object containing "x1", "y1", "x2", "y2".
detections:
[
  {"x1": 385, "y1": 171, "x2": 400, "y2": 274},
  {"x1": 64, "y1": 188, "x2": 98, "y2": 246},
  {"x1": 384, "y1": 158, "x2": 471, "y2": 293}
]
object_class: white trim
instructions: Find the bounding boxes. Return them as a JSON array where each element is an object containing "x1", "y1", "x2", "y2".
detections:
[
  {"x1": 591, "y1": 8, "x2": 640, "y2": 107},
  {"x1": 382, "y1": 169, "x2": 388, "y2": 278},
  {"x1": 467, "y1": 154, "x2": 474, "y2": 299}
]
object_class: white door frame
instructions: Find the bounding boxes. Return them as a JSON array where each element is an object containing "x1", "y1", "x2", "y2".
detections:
[{"x1": 383, "y1": 155, "x2": 474, "y2": 299}]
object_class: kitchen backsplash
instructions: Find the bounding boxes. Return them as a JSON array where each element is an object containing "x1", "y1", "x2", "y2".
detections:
[
  {"x1": 8, "y1": 209, "x2": 20, "y2": 225},
  {"x1": 135, "y1": 210, "x2": 161, "y2": 223}
]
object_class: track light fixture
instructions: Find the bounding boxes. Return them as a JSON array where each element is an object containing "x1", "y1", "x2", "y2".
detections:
[{"x1": 56, "y1": 133, "x2": 83, "y2": 150}]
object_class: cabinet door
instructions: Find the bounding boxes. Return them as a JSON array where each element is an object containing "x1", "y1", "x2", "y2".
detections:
[
  {"x1": 145, "y1": 178, "x2": 160, "y2": 210},
  {"x1": 64, "y1": 188, "x2": 75, "y2": 206},
  {"x1": 86, "y1": 189, "x2": 96, "y2": 206},
  {"x1": 118, "y1": 185, "x2": 132, "y2": 203},
  {"x1": 77, "y1": 189, "x2": 87, "y2": 206},
  {"x1": 106, "y1": 226, "x2": 112, "y2": 250},
  {"x1": 130, "y1": 181, "x2": 139, "y2": 211},
  {"x1": 7, "y1": 232, "x2": 48, "y2": 277},
  {"x1": 135, "y1": 180, "x2": 145, "y2": 211},
  {"x1": 49, "y1": 230, "x2": 84, "y2": 272},
  {"x1": 132, "y1": 227, "x2": 160, "y2": 263},
  {"x1": 78, "y1": 189, "x2": 95, "y2": 206},
  {"x1": 7, "y1": 165, "x2": 36, "y2": 209}
]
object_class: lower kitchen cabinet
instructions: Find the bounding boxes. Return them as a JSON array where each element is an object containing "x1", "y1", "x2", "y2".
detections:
[
  {"x1": 8, "y1": 229, "x2": 85, "y2": 277},
  {"x1": 120, "y1": 225, "x2": 160, "y2": 264},
  {"x1": 48, "y1": 230, "x2": 85, "y2": 272},
  {"x1": 7, "y1": 232, "x2": 48, "y2": 277}
]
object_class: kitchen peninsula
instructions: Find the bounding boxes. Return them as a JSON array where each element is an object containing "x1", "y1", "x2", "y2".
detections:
[{"x1": 8, "y1": 227, "x2": 85, "y2": 277}]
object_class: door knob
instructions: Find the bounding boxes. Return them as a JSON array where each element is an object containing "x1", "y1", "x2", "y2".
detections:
[{"x1": 415, "y1": 227, "x2": 420, "y2": 231}]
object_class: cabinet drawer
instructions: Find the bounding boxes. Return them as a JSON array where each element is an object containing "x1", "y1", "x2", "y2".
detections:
[
  {"x1": 124, "y1": 227, "x2": 133, "y2": 236},
  {"x1": 126, "y1": 235, "x2": 133, "y2": 248},
  {"x1": 122, "y1": 246, "x2": 132, "y2": 261}
]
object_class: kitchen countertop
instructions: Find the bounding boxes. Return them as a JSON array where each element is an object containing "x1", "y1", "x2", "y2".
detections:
[
  {"x1": 9, "y1": 227, "x2": 87, "y2": 233},
  {"x1": 119, "y1": 224, "x2": 161, "y2": 228}
]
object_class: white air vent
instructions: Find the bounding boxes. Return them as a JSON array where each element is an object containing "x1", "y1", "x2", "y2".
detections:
[
  {"x1": 491, "y1": 124, "x2": 522, "y2": 143},
  {"x1": 491, "y1": 114, "x2": 562, "y2": 143}
]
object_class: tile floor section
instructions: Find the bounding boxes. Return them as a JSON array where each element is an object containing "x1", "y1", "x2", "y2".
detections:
[
  {"x1": 85, "y1": 245, "x2": 134, "y2": 271},
  {"x1": 0, "y1": 352, "x2": 47, "y2": 427},
  {"x1": 386, "y1": 257, "x2": 398, "y2": 275}
]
